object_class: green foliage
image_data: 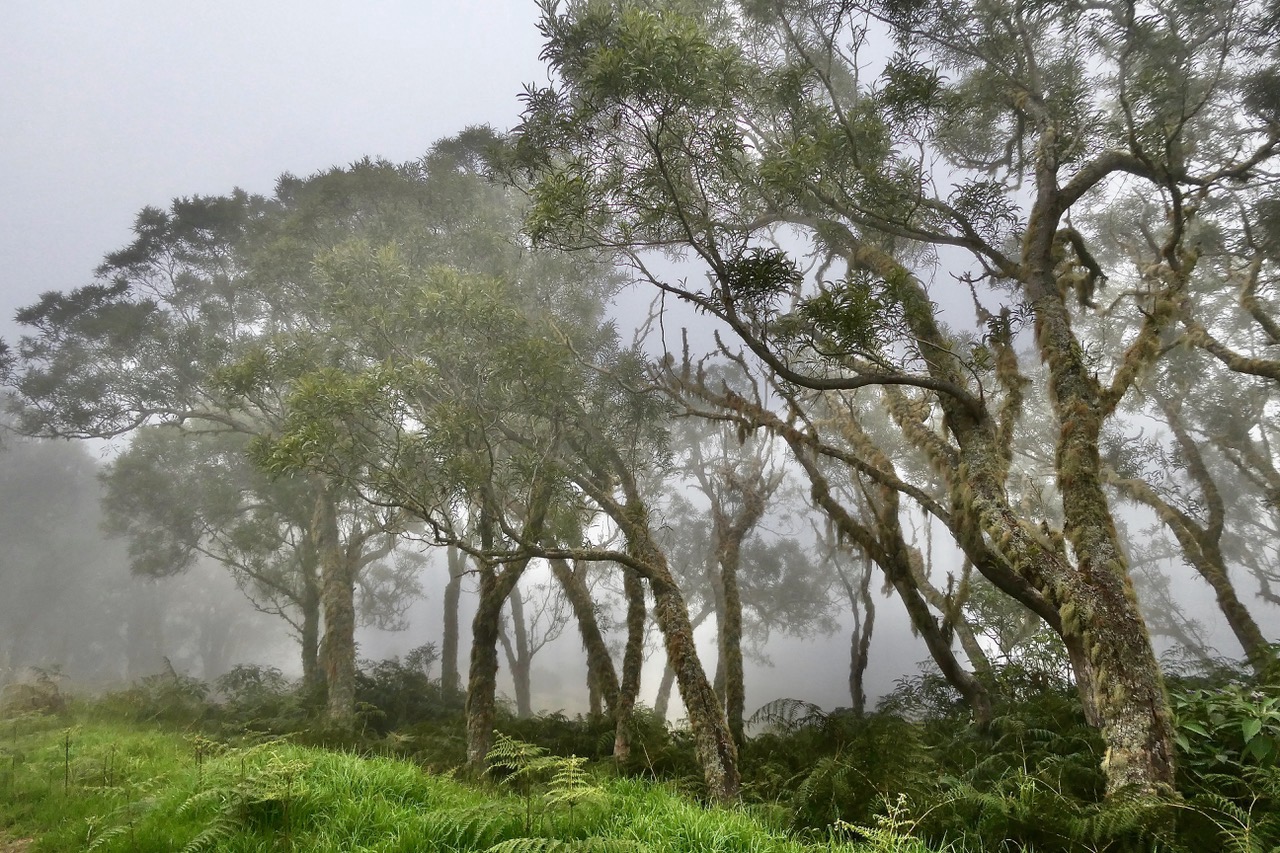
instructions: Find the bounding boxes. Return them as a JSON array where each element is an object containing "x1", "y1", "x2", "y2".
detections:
[
  {"x1": 8, "y1": 706, "x2": 875, "y2": 852},
  {"x1": 353, "y1": 643, "x2": 462, "y2": 735},
  {"x1": 487, "y1": 732, "x2": 610, "y2": 833},
  {"x1": 744, "y1": 701, "x2": 932, "y2": 833},
  {"x1": 107, "y1": 668, "x2": 211, "y2": 726},
  {"x1": 211, "y1": 665, "x2": 312, "y2": 735},
  {"x1": 1171, "y1": 680, "x2": 1280, "y2": 778}
]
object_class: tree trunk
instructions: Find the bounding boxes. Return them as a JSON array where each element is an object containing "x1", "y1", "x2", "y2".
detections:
[
  {"x1": 1196, "y1": 544, "x2": 1271, "y2": 670},
  {"x1": 466, "y1": 563, "x2": 524, "y2": 770},
  {"x1": 1032, "y1": 278, "x2": 1177, "y2": 794},
  {"x1": 888, "y1": 548, "x2": 992, "y2": 725},
  {"x1": 613, "y1": 567, "x2": 646, "y2": 763},
  {"x1": 843, "y1": 556, "x2": 875, "y2": 716},
  {"x1": 717, "y1": 535, "x2": 746, "y2": 746},
  {"x1": 784, "y1": 431, "x2": 993, "y2": 725},
  {"x1": 550, "y1": 557, "x2": 619, "y2": 716},
  {"x1": 622, "y1": 502, "x2": 739, "y2": 802},
  {"x1": 507, "y1": 584, "x2": 534, "y2": 718},
  {"x1": 653, "y1": 662, "x2": 677, "y2": 720},
  {"x1": 703, "y1": 551, "x2": 727, "y2": 702},
  {"x1": 314, "y1": 488, "x2": 358, "y2": 725},
  {"x1": 654, "y1": 604, "x2": 711, "y2": 721},
  {"x1": 300, "y1": 567, "x2": 322, "y2": 695},
  {"x1": 441, "y1": 545, "x2": 465, "y2": 697}
]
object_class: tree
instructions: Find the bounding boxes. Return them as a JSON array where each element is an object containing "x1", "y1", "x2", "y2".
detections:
[
  {"x1": 237, "y1": 134, "x2": 740, "y2": 800},
  {"x1": 514, "y1": 0, "x2": 1280, "y2": 794},
  {"x1": 498, "y1": 573, "x2": 573, "y2": 717},
  {"x1": 8, "y1": 187, "x2": 418, "y2": 723}
]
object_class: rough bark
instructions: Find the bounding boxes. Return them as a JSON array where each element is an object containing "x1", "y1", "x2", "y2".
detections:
[
  {"x1": 502, "y1": 584, "x2": 534, "y2": 718},
  {"x1": 550, "y1": 557, "x2": 619, "y2": 716},
  {"x1": 613, "y1": 568, "x2": 646, "y2": 762},
  {"x1": 653, "y1": 604, "x2": 712, "y2": 720},
  {"x1": 314, "y1": 488, "x2": 358, "y2": 725},
  {"x1": 465, "y1": 562, "x2": 525, "y2": 770},
  {"x1": 299, "y1": 574, "x2": 322, "y2": 695},
  {"x1": 441, "y1": 545, "x2": 465, "y2": 697},
  {"x1": 464, "y1": 496, "x2": 547, "y2": 771},
  {"x1": 623, "y1": 506, "x2": 739, "y2": 801}
]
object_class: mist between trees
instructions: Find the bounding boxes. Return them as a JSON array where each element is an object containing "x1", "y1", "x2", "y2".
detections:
[{"x1": 1, "y1": 0, "x2": 1278, "y2": 809}]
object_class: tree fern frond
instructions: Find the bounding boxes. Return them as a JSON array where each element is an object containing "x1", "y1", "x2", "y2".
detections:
[
  {"x1": 180, "y1": 815, "x2": 241, "y2": 853},
  {"x1": 486, "y1": 838, "x2": 571, "y2": 853},
  {"x1": 422, "y1": 804, "x2": 520, "y2": 848},
  {"x1": 748, "y1": 698, "x2": 827, "y2": 734},
  {"x1": 86, "y1": 824, "x2": 133, "y2": 852}
]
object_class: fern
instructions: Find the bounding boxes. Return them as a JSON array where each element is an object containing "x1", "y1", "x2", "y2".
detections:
[
  {"x1": 545, "y1": 755, "x2": 607, "y2": 812},
  {"x1": 486, "y1": 838, "x2": 648, "y2": 853},
  {"x1": 487, "y1": 838, "x2": 572, "y2": 853},
  {"x1": 486, "y1": 732, "x2": 609, "y2": 832},
  {"x1": 85, "y1": 823, "x2": 134, "y2": 852},
  {"x1": 420, "y1": 804, "x2": 522, "y2": 848},
  {"x1": 748, "y1": 698, "x2": 827, "y2": 735}
]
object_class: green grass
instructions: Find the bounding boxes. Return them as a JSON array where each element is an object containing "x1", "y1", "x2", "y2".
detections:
[{"x1": 0, "y1": 706, "x2": 928, "y2": 853}]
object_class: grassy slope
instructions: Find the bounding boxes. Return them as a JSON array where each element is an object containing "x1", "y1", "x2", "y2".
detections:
[{"x1": 0, "y1": 708, "x2": 926, "y2": 853}]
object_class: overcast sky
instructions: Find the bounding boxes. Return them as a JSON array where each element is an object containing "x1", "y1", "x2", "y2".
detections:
[{"x1": 1, "y1": 2, "x2": 546, "y2": 343}]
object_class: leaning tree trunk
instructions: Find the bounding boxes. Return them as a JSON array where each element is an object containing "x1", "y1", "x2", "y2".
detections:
[
  {"x1": 550, "y1": 557, "x2": 619, "y2": 716},
  {"x1": 314, "y1": 488, "x2": 357, "y2": 725},
  {"x1": 783, "y1": 429, "x2": 994, "y2": 725},
  {"x1": 1031, "y1": 275, "x2": 1177, "y2": 794},
  {"x1": 613, "y1": 567, "x2": 646, "y2": 763},
  {"x1": 1106, "y1": 424, "x2": 1272, "y2": 673},
  {"x1": 654, "y1": 604, "x2": 712, "y2": 721},
  {"x1": 621, "y1": 501, "x2": 739, "y2": 802},
  {"x1": 441, "y1": 545, "x2": 466, "y2": 697},
  {"x1": 653, "y1": 662, "x2": 677, "y2": 720}
]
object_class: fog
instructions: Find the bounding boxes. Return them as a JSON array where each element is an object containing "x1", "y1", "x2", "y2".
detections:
[{"x1": 1, "y1": 3, "x2": 1276, "y2": 730}]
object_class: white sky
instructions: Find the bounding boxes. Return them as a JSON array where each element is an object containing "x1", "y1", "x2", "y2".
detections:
[{"x1": 0, "y1": 1, "x2": 547, "y2": 343}]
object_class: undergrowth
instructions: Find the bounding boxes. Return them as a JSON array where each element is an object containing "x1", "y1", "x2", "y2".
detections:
[
  {"x1": 0, "y1": 709, "x2": 898, "y2": 852},
  {"x1": 3, "y1": 651, "x2": 1276, "y2": 852}
]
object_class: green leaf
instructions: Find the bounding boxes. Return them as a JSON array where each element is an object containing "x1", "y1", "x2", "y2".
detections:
[
  {"x1": 1180, "y1": 721, "x2": 1211, "y2": 739},
  {"x1": 1242, "y1": 718, "x2": 1262, "y2": 743}
]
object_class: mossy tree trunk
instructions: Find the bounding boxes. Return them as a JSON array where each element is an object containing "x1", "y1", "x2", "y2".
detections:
[
  {"x1": 1107, "y1": 391, "x2": 1271, "y2": 672},
  {"x1": 314, "y1": 487, "x2": 358, "y2": 725},
  {"x1": 550, "y1": 557, "x2": 619, "y2": 717},
  {"x1": 613, "y1": 567, "x2": 646, "y2": 763},
  {"x1": 498, "y1": 584, "x2": 534, "y2": 718},
  {"x1": 654, "y1": 604, "x2": 711, "y2": 721},
  {"x1": 464, "y1": 495, "x2": 548, "y2": 772},
  {"x1": 441, "y1": 545, "x2": 466, "y2": 697},
  {"x1": 465, "y1": 561, "x2": 526, "y2": 769}
]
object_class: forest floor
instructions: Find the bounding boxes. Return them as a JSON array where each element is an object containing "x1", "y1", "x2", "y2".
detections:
[{"x1": 0, "y1": 706, "x2": 892, "y2": 853}]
